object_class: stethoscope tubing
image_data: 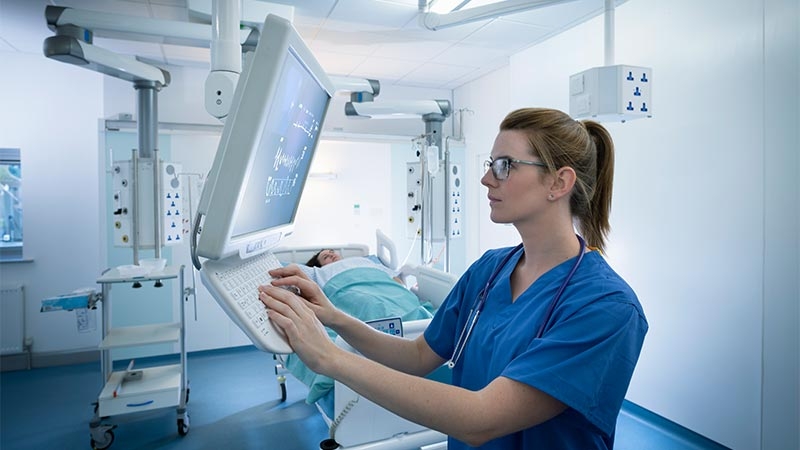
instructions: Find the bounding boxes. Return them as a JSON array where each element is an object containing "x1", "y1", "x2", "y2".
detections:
[{"x1": 446, "y1": 235, "x2": 587, "y2": 369}]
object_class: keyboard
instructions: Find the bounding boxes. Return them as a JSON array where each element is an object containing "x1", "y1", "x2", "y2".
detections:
[{"x1": 200, "y1": 251, "x2": 294, "y2": 354}]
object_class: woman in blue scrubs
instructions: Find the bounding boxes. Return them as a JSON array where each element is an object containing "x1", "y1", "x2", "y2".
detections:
[{"x1": 261, "y1": 107, "x2": 648, "y2": 449}]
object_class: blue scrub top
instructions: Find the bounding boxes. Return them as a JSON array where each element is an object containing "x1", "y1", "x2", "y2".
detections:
[{"x1": 424, "y1": 246, "x2": 648, "y2": 449}]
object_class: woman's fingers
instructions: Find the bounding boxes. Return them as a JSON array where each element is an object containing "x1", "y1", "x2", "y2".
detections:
[
  {"x1": 258, "y1": 285, "x2": 336, "y2": 373},
  {"x1": 268, "y1": 264, "x2": 311, "y2": 281},
  {"x1": 259, "y1": 285, "x2": 305, "y2": 316}
]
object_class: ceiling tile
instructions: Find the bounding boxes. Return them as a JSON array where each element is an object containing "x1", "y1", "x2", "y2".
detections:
[
  {"x1": 459, "y1": 18, "x2": 550, "y2": 51},
  {"x1": 506, "y1": 0, "x2": 601, "y2": 27},
  {"x1": 328, "y1": 0, "x2": 418, "y2": 29},
  {"x1": 310, "y1": 28, "x2": 389, "y2": 56},
  {"x1": 2, "y1": 0, "x2": 627, "y2": 92},
  {"x1": 273, "y1": 0, "x2": 338, "y2": 18},
  {"x1": 432, "y1": 42, "x2": 508, "y2": 67},
  {"x1": 375, "y1": 39, "x2": 454, "y2": 63},
  {"x1": 351, "y1": 55, "x2": 418, "y2": 80},
  {"x1": 313, "y1": 51, "x2": 370, "y2": 76},
  {"x1": 0, "y1": 0, "x2": 50, "y2": 54},
  {"x1": 400, "y1": 61, "x2": 478, "y2": 87}
]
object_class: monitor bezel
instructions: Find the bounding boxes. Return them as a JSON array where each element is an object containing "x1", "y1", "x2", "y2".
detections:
[{"x1": 195, "y1": 14, "x2": 334, "y2": 261}]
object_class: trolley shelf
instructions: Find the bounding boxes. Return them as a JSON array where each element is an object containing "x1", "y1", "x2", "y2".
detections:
[
  {"x1": 99, "y1": 323, "x2": 181, "y2": 349},
  {"x1": 89, "y1": 265, "x2": 189, "y2": 448},
  {"x1": 98, "y1": 364, "x2": 182, "y2": 417}
]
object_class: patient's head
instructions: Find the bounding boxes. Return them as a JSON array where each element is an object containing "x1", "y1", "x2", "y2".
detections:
[{"x1": 306, "y1": 249, "x2": 342, "y2": 267}]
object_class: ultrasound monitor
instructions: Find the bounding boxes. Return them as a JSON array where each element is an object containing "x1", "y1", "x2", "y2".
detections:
[
  {"x1": 192, "y1": 14, "x2": 334, "y2": 354},
  {"x1": 194, "y1": 13, "x2": 334, "y2": 262}
]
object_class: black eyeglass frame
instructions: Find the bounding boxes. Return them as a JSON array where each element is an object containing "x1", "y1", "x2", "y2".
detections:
[{"x1": 484, "y1": 156, "x2": 548, "y2": 180}]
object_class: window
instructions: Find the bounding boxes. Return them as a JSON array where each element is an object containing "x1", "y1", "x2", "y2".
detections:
[{"x1": 0, "y1": 148, "x2": 23, "y2": 261}]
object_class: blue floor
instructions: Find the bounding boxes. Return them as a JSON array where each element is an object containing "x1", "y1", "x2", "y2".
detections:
[{"x1": 1, "y1": 346, "x2": 728, "y2": 450}]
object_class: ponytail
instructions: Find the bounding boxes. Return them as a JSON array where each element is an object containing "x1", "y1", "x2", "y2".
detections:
[{"x1": 578, "y1": 120, "x2": 615, "y2": 252}]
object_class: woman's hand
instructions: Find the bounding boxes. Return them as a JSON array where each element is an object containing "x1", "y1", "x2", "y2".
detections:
[
  {"x1": 258, "y1": 281, "x2": 340, "y2": 374},
  {"x1": 263, "y1": 265, "x2": 340, "y2": 326}
]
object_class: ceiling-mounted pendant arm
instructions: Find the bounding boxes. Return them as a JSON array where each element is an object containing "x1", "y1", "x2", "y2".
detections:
[
  {"x1": 345, "y1": 99, "x2": 451, "y2": 119},
  {"x1": 205, "y1": 0, "x2": 242, "y2": 120},
  {"x1": 43, "y1": 34, "x2": 169, "y2": 85},
  {"x1": 604, "y1": 0, "x2": 615, "y2": 66},
  {"x1": 420, "y1": 0, "x2": 578, "y2": 31},
  {"x1": 45, "y1": 5, "x2": 254, "y2": 49},
  {"x1": 329, "y1": 76, "x2": 381, "y2": 102}
]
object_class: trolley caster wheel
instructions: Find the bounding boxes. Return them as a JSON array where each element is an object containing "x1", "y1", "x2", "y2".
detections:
[
  {"x1": 90, "y1": 430, "x2": 115, "y2": 450},
  {"x1": 178, "y1": 416, "x2": 190, "y2": 436}
]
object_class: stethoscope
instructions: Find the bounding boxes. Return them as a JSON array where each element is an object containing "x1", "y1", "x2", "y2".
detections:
[{"x1": 446, "y1": 235, "x2": 587, "y2": 369}]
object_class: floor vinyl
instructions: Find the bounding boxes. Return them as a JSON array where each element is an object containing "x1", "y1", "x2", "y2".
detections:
[{"x1": 0, "y1": 346, "x2": 728, "y2": 450}]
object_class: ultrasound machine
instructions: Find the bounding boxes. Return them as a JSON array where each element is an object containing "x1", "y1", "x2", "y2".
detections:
[{"x1": 190, "y1": 14, "x2": 334, "y2": 355}]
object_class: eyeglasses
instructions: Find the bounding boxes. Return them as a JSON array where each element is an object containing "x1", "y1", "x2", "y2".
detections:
[{"x1": 484, "y1": 157, "x2": 548, "y2": 180}]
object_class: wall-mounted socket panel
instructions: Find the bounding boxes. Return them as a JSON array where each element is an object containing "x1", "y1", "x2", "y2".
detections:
[
  {"x1": 406, "y1": 162, "x2": 463, "y2": 240},
  {"x1": 162, "y1": 162, "x2": 187, "y2": 246},
  {"x1": 406, "y1": 162, "x2": 422, "y2": 239},
  {"x1": 111, "y1": 160, "x2": 187, "y2": 248},
  {"x1": 569, "y1": 64, "x2": 652, "y2": 123},
  {"x1": 448, "y1": 163, "x2": 463, "y2": 239}
]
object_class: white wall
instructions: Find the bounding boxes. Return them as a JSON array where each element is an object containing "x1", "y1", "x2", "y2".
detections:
[
  {"x1": 0, "y1": 53, "x2": 105, "y2": 354},
  {"x1": 454, "y1": 0, "x2": 799, "y2": 449}
]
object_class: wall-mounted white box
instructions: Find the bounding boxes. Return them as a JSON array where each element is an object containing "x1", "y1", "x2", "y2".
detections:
[{"x1": 569, "y1": 64, "x2": 653, "y2": 123}]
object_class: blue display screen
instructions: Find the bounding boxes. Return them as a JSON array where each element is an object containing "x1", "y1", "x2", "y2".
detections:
[{"x1": 231, "y1": 49, "x2": 328, "y2": 238}]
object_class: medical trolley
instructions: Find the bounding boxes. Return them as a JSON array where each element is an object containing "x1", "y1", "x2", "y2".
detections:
[{"x1": 89, "y1": 265, "x2": 189, "y2": 449}]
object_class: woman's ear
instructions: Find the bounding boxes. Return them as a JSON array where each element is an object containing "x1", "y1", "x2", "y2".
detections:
[{"x1": 549, "y1": 166, "x2": 577, "y2": 200}]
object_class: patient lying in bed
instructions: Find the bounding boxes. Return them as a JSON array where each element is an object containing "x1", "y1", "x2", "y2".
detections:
[{"x1": 282, "y1": 251, "x2": 435, "y2": 405}]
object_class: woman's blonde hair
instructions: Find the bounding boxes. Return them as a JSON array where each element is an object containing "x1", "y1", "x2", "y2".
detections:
[{"x1": 500, "y1": 108, "x2": 615, "y2": 252}]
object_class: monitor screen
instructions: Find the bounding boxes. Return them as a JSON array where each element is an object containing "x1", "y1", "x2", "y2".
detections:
[
  {"x1": 195, "y1": 14, "x2": 334, "y2": 261},
  {"x1": 231, "y1": 51, "x2": 326, "y2": 239}
]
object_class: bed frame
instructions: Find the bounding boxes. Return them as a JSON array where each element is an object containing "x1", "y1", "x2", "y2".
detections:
[{"x1": 270, "y1": 231, "x2": 454, "y2": 449}]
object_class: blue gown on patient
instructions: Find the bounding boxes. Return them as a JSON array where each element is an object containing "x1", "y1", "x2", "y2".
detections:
[{"x1": 425, "y1": 248, "x2": 648, "y2": 450}]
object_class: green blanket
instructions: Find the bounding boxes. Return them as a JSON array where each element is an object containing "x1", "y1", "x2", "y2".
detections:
[{"x1": 283, "y1": 266, "x2": 434, "y2": 404}]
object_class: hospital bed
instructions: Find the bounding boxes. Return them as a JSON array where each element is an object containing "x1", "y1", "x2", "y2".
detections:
[{"x1": 270, "y1": 231, "x2": 456, "y2": 450}]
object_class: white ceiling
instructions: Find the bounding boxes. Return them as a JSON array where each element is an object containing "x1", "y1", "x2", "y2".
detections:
[{"x1": 0, "y1": 0, "x2": 626, "y2": 90}]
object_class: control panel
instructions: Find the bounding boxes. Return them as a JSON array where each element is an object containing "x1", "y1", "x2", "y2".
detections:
[{"x1": 366, "y1": 317, "x2": 403, "y2": 337}]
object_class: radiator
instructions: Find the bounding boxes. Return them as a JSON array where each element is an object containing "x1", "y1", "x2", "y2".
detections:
[{"x1": 1, "y1": 284, "x2": 25, "y2": 355}]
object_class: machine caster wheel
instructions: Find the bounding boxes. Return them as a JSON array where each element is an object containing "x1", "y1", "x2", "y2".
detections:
[
  {"x1": 320, "y1": 438, "x2": 340, "y2": 449},
  {"x1": 278, "y1": 378, "x2": 287, "y2": 403},
  {"x1": 90, "y1": 430, "x2": 115, "y2": 450},
  {"x1": 178, "y1": 416, "x2": 190, "y2": 436}
]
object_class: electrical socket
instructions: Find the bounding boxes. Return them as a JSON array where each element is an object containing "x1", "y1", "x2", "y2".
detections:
[
  {"x1": 406, "y1": 162, "x2": 421, "y2": 239},
  {"x1": 449, "y1": 164, "x2": 462, "y2": 239},
  {"x1": 569, "y1": 64, "x2": 653, "y2": 123}
]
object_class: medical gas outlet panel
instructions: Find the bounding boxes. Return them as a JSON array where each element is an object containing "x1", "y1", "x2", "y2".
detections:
[
  {"x1": 111, "y1": 161, "x2": 189, "y2": 248},
  {"x1": 406, "y1": 162, "x2": 462, "y2": 240}
]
